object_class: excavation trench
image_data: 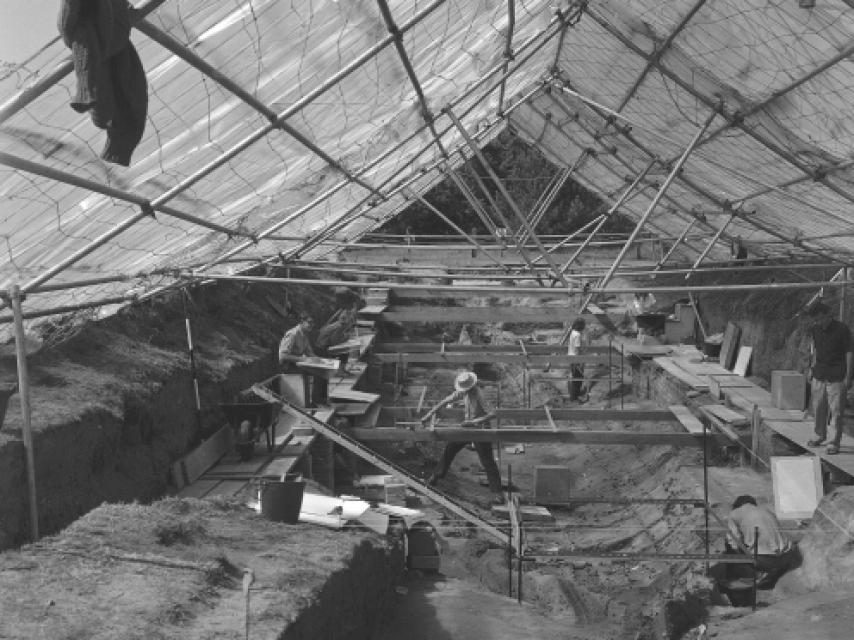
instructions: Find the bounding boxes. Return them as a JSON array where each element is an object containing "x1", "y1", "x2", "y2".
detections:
[{"x1": 0, "y1": 280, "x2": 815, "y2": 638}]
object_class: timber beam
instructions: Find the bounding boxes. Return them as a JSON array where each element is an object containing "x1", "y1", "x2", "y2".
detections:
[
  {"x1": 379, "y1": 306, "x2": 595, "y2": 323},
  {"x1": 374, "y1": 342, "x2": 615, "y2": 355},
  {"x1": 370, "y1": 352, "x2": 614, "y2": 366},
  {"x1": 380, "y1": 407, "x2": 678, "y2": 422},
  {"x1": 350, "y1": 428, "x2": 720, "y2": 447}
]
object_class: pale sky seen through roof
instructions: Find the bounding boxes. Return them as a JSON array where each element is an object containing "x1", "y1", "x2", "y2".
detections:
[{"x1": 1, "y1": 0, "x2": 59, "y2": 64}]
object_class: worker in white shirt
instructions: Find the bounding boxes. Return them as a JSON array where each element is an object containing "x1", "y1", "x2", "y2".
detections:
[{"x1": 567, "y1": 317, "x2": 587, "y2": 402}]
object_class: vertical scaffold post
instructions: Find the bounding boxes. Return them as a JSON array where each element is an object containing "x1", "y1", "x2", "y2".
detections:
[
  {"x1": 10, "y1": 285, "x2": 39, "y2": 541},
  {"x1": 508, "y1": 462, "x2": 513, "y2": 597},
  {"x1": 182, "y1": 289, "x2": 203, "y2": 437},
  {"x1": 620, "y1": 342, "x2": 625, "y2": 410},
  {"x1": 608, "y1": 337, "x2": 613, "y2": 403},
  {"x1": 703, "y1": 420, "x2": 710, "y2": 575},
  {"x1": 752, "y1": 526, "x2": 759, "y2": 611},
  {"x1": 517, "y1": 509, "x2": 523, "y2": 605}
]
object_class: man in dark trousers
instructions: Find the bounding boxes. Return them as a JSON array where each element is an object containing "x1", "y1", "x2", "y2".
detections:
[
  {"x1": 419, "y1": 370, "x2": 502, "y2": 493},
  {"x1": 805, "y1": 303, "x2": 853, "y2": 455},
  {"x1": 725, "y1": 495, "x2": 799, "y2": 591}
]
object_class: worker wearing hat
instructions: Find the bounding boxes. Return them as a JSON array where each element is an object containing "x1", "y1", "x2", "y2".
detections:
[{"x1": 420, "y1": 370, "x2": 502, "y2": 493}]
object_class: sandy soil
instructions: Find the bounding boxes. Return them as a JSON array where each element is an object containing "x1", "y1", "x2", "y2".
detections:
[
  {"x1": 1, "y1": 260, "x2": 853, "y2": 639},
  {"x1": 0, "y1": 497, "x2": 400, "y2": 639}
]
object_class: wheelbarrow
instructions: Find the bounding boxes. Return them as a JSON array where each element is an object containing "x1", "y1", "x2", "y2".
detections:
[{"x1": 220, "y1": 400, "x2": 278, "y2": 459}]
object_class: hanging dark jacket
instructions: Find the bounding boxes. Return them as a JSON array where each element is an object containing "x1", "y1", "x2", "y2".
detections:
[{"x1": 59, "y1": 0, "x2": 148, "y2": 166}]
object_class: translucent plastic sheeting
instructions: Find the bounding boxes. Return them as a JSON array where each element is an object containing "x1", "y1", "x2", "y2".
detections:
[{"x1": 2, "y1": 0, "x2": 854, "y2": 329}]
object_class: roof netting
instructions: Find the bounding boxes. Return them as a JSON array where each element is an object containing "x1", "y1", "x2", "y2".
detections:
[{"x1": 1, "y1": 0, "x2": 854, "y2": 328}]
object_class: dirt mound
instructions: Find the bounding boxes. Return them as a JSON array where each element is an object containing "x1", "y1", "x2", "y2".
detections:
[
  {"x1": 0, "y1": 497, "x2": 401, "y2": 640},
  {"x1": 792, "y1": 486, "x2": 854, "y2": 591}
]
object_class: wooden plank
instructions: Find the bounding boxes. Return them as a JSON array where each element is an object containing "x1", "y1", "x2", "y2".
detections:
[
  {"x1": 327, "y1": 338, "x2": 363, "y2": 355},
  {"x1": 353, "y1": 401, "x2": 382, "y2": 429},
  {"x1": 356, "y1": 333, "x2": 376, "y2": 357},
  {"x1": 700, "y1": 413, "x2": 742, "y2": 444},
  {"x1": 669, "y1": 404, "x2": 704, "y2": 434},
  {"x1": 725, "y1": 386, "x2": 773, "y2": 412},
  {"x1": 330, "y1": 402, "x2": 372, "y2": 416},
  {"x1": 703, "y1": 405, "x2": 749, "y2": 426},
  {"x1": 378, "y1": 406, "x2": 678, "y2": 422},
  {"x1": 492, "y1": 504, "x2": 555, "y2": 523},
  {"x1": 759, "y1": 407, "x2": 804, "y2": 421},
  {"x1": 762, "y1": 417, "x2": 854, "y2": 477},
  {"x1": 379, "y1": 306, "x2": 583, "y2": 323},
  {"x1": 203, "y1": 480, "x2": 246, "y2": 498},
  {"x1": 369, "y1": 352, "x2": 613, "y2": 366},
  {"x1": 653, "y1": 357, "x2": 708, "y2": 390},
  {"x1": 350, "y1": 427, "x2": 720, "y2": 447},
  {"x1": 709, "y1": 374, "x2": 753, "y2": 394},
  {"x1": 328, "y1": 388, "x2": 380, "y2": 403},
  {"x1": 733, "y1": 346, "x2": 753, "y2": 377},
  {"x1": 358, "y1": 304, "x2": 387, "y2": 316},
  {"x1": 374, "y1": 342, "x2": 615, "y2": 355},
  {"x1": 180, "y1": 425, "x2": 233, "y2": 486},
  {"x1": 719, "y1": 322, "x2": 741, "y2": 370},
  {"x1": 674, "y1": 360, "x2": 732, "y2": 376},
  {"x1": 262, "y1": 456, "x2": 303, "y2": 479},
  {"x1": 177, "y1": 479, "x2": 220, "y2": 499}
]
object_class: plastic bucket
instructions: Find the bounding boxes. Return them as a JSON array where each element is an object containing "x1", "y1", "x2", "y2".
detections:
[{"x1": 260, "y1": 478, "x2": 305, "y2": 524}]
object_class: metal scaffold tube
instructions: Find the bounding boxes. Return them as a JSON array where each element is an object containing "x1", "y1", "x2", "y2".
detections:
[{"x1": 10, "y1": 286, "x2": 39, "y2": 541}]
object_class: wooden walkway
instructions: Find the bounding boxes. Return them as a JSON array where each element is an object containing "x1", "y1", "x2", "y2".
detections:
[{"x1": 654, "y1": 345, "x2": 854, "y2": 479}]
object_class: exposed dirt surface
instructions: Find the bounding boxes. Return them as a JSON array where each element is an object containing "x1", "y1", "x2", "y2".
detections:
[
  {"x1": 0, "y1": 497, "x2": 400, "y2": 639},
  {"x1": 1, "y1": 260, "x2": 853, "y2": 639},
  {"x1": 0, "y1": 279, "x2": 340, "y2": 548}
]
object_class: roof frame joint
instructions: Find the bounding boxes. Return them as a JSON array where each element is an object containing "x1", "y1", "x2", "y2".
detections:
[{"x1": 558, "y1": 0, "x2": 588, "y2": 27}]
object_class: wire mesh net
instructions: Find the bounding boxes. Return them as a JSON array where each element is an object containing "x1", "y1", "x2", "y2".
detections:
[{"x1": 1, "y1": 0, "x2": 853, "y2": 327}]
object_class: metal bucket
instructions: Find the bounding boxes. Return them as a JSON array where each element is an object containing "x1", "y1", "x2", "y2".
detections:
[{"x1": 259, "y1": 477, "x2": 305, "y2": 524}]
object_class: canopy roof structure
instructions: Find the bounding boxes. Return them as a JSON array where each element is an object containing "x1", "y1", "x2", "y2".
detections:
[{"x1": 2, "y1": 0, "x2": 854, "y2": 326}]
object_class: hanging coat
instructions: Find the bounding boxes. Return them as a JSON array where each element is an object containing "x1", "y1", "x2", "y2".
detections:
[{"x1": 59, "y1": 0, "x2": 148, "y2": 166}]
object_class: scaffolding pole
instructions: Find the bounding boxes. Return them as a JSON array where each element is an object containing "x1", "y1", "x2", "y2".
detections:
[
  {"x1": 653, "y1": 219, "x2": 696, "y2": 272},
  {"x1": 445, "y1": 107, "x2": 571, "y2": 288},
  {"x1": 685, "y1": 212, "x2": 736, "y2": 280},
  {"x1": 583, "y1": 105, "x2": 720, "y2": 309},
  {"x1": 560, "y1": 160, "x2": 657, "y2": 277},
  {"x1": 10, "y1": 286, "x2": 39, "y2": 541},
  {"x1": 403, "y1": 190, "x2": 508, "y2": 270}
]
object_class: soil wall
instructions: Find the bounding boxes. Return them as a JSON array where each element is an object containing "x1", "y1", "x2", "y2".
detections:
[
  {"x1": 0, "y1": 280, "x2": 339, "y2": 549},
  {"x1": 688, "y1": 270, "x2": 853, "y2": 383}
]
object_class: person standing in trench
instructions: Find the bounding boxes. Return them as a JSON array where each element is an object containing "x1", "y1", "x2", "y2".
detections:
[{"x1": 419, "y1": 370, "x2": 502, "y2": 493}]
